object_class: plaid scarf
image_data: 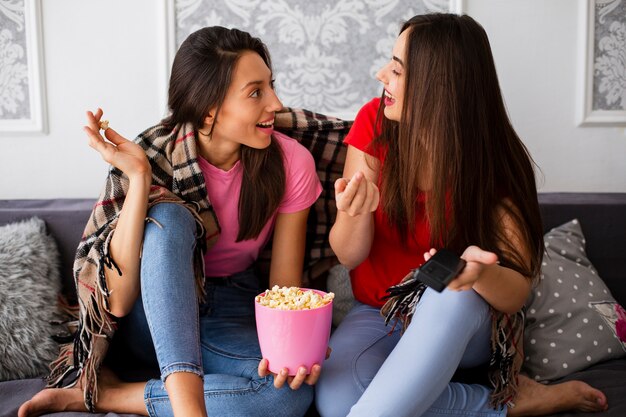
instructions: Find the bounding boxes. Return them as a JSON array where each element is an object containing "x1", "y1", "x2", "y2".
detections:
[
  {"x1": 47, "y1": 122, "x2": 219, "y2": 411},
  {"x1": 381, "y1": 270, "x2": 525, "y2": 408},
  {"x1": 47, "y1": 109, "x2": 351, "y2": 411}
]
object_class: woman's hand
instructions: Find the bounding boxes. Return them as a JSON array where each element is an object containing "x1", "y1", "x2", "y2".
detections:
[
  {"x1": 258, "y1": 359, "x2": 322, "y2": 390},
  {"x1": 423, "y1": 246, "x2": 498, "y2": 291},
  {"x1": 83, "y1": 108, "x2": 151, "y2": 180},
  {"x1": 335, "y1": 171, "x2": 379, "y2": 216},
  {"x1": 257, "y1": 347, "x2": 331, "y2": 390}
]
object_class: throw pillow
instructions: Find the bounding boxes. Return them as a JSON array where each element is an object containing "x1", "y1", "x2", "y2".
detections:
[
  {"x1": 0, "y1": 217, "x2": 61, "y2": 381},
  {"x1": 327, "y1": 264, "x2": 354, "y2": 327},
  {"x1": 523, "y1": 219, "x2": 626, "y2": 382}
]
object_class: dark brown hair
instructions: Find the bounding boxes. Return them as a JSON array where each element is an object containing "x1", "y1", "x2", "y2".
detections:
[
  {"x1": 163, "y1": 26, "x2": 285, "y2": 241},
  {"x1": 373, "y1": 14, "x2": 544, "y2": 279}
]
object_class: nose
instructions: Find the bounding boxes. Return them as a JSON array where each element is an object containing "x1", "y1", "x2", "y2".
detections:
[
  {"x1": 376, "y1": 64, "x2": 388, "y2": 84},
  {"x1": 267, "y1": 89, "x2": 283, "y2": 112}
]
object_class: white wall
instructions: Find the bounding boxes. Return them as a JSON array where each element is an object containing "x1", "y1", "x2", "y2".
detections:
[{"x1": 1, "y1": 0, "x2": 625, "y2": 199}]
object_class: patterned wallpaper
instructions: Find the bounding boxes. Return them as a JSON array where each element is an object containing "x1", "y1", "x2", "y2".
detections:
[
  {"x1": 592, "y1": 0, "x2": 626, "y2": 111},
  {"x1": 0, "y1": 0, "x2": 31, "y2": 121},
  {"x1": 174, "y1": 0, "x2": 454, "y2": 118}
]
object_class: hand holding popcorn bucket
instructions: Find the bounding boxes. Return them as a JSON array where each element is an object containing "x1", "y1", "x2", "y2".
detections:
[{"x1": 255, "y1": 286, "x2": 334, "y2": 375}]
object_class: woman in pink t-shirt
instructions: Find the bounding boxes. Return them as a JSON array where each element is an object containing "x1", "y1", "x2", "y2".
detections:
[{"x1": 20, "y1": 27, "x2": 321, "y2": 417}]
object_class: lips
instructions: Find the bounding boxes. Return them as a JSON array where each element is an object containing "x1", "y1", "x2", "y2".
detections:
[
  {"x1": 256, "y1": 118, "x2": 274, "y2": 134},
  {"x1": 256, "y1": 118, "x2": 274, "y2": 128},
  {"x1": 384, "y1": 90, "x2": 396, "y2": 106}
]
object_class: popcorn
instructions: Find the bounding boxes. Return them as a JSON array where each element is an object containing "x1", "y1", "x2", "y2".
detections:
[
  {"x1": 256, "y1": 285, "x2": 334, "y2": 311},
  {"x1": 99, "y1": 120, "x2": 109, "y2": 131}
]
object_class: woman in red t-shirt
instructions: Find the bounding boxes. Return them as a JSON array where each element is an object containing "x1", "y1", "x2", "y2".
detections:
[{"x1": 316, "y1": 13, "x2": 608, "y2": 417}]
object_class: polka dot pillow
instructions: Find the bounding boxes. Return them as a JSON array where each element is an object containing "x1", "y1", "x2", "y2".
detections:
[{"x1": 522, "y1": 219, "x2": 626, "y2": 382}]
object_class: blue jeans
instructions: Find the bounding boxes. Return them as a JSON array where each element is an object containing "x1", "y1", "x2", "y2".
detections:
[
  {"x1": 119, "y1": 203, "x2": 313, "y2": 417},
  {"x1": 316, "y1": 288, "x2": 507, "y2": 417}
]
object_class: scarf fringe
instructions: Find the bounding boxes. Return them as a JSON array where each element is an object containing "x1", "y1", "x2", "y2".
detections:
[{"x1": 487, "y1": 309, "x2": 525, "y2": 407}]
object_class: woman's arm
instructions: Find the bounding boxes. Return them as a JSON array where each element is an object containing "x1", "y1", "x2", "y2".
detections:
[
  {"x1": 440, "y1": 202, "x2": 533, "y2": 314},
  {"x1": 269, "y1": 208, "x2": 310, "y2": 287},
  {"x1": 84, "y1": 109, "x2": 151, "y2": 318},
  {"x1": 329, "y1": 145, "x2": 380, "y2": 270}
]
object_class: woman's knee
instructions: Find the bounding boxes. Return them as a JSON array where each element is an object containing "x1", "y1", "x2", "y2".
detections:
[
  {"x1": 145, "y1": 203, "x2": 196, "y2": 239},
  {"x1": 417, "y1": 288, "x2": 490, "y2": 324},
  {"x1": 142, "y1": 203, "x2": 196, "y2": 257}
]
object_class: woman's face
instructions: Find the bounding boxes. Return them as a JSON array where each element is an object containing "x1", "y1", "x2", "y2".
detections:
[
  {"x1": 208, "y1": 51, "x2": 283, "y2": 149},
  {"x1": 376, "y1": 29, "x2": 408, "y2": 122}
]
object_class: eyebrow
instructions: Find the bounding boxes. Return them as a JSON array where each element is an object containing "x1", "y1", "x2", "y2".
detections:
[
  {"x1": 392, "y1": 56, "x2": 404, "y2": 66},
  {"x1": 240, "y1": 80, "x2": 264, "y2": 91}
]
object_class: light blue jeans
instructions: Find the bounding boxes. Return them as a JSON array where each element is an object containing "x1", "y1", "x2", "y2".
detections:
[
  {"x1": 316, "y1": 288, "x2": 507, "y2": 417},
  {"x1": 118, "y1": 203, "x2": 313, "y2": 417}
]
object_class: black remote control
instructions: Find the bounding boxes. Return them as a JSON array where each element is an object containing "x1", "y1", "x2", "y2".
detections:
[{"x1": 413, "y1": 249, "x2": 466, "y2": 292}]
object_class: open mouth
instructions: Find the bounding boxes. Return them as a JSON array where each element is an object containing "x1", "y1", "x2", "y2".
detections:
[
  {"x1": 384, "y1": 90, "x2": 396, "y2": 105},
  {"x1": 256, "y1": 119, "x2": 274, "y2": 129}
]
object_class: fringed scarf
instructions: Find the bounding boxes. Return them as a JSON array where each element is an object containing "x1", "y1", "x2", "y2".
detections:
[
  {"x1": 46, "y1": 122, "x2": 220, "y2": 412},
  {"x1": 381, "y1": 269, "x2": 525, "y2": 409}
]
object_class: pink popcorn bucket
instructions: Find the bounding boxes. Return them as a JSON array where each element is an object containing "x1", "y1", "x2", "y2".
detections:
[{"x1": 255, "y1": 289, "x2": 333, "y2": 375}]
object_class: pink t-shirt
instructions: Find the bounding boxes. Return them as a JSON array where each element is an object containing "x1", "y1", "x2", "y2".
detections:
[{"x1": 198, "y1": 131, "x2": 322, "y2": 277}]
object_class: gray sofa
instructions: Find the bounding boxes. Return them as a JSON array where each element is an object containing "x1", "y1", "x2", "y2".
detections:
[{"x1": 1, "y1": 193, "x2": 625, "y2": 417}]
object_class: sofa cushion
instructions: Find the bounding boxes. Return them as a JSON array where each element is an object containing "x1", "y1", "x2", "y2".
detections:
[
  {"x1": 0, "y1": 217, "x2": 61, "y2": 381},
  {"x1": 523, "y1": 219, "x2": 626, "y2": 382}
]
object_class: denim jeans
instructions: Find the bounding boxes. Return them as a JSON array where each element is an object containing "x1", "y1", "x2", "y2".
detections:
[
  {"x1": 118, "y1": 203, "x2": 313, "y2": 417},
  {"x1": 316, "y1": 288, "x2": 507, "y2": 417}
]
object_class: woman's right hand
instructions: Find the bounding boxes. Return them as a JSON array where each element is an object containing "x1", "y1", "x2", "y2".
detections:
[
  {"x1": 83, "y1": 108, "x2": 151, "y2": 179},
  {"x1": 334, "y1": 171, "x2": 379, "y2": 216}
]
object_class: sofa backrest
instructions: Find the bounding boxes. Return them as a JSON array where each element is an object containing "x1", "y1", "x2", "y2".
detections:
[
  {"x1": 538, "y1": 193, "x2": 626, "y2": 306},
  {"x1": 2, "y1": 193, "x2": 624, "y2": 306}
]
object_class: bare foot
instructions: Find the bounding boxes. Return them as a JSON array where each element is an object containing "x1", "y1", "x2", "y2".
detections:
[
  {"x1": 508, "y1": 374, "x2": 608, "y2": 416},
  {"x1": 18, "y1": 385, "x2": 87, "y2": 417},
  {"x1": 18, "y1": 368, "x2": 147, "y2": 417}
]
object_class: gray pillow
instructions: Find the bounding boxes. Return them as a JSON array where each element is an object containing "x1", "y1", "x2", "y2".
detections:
[
  {"x1": 523, "y1": 219, "x2": 626, "y2": 382},
  {"x1": 0, "y1": 217, "x2": 61, "y2": 381},
  {"x1": 327, "y1": 264, "x2": 354, "y2": 327}
]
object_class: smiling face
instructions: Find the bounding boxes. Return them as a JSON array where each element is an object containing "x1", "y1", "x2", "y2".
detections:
[
  {"x1": 207, "y1": 51, "x2": 283, "y2": 150},
  {"x1": 376, "y1": 29, "x2": 409, "y2": 122}
]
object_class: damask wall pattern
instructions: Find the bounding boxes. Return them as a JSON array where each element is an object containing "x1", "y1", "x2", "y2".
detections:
[
  {"x1": 174, "y1": 0, "x2": 454, "y2": 118},
  {"x1": 593, "y1": 0, "x2": 626, "y2": 111},
  {"x1": 0, "y1": 0, "x2": 31, "y2": 120}
]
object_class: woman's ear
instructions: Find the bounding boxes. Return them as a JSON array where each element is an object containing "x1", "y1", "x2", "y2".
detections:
[{"x1": 203, "y1": 112, "x2": 214, "y2": 127}]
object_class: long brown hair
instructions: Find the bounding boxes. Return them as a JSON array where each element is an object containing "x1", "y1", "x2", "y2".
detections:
[
  {"x1": 163, "y1": 26, "x2": 285, "y2": 241},
  {"x1": 373, "y1": 14, "x2": 544, "y2": 278}
]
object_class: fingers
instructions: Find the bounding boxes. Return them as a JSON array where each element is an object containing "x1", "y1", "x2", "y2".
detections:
[
  {"x1": 423, "y1": 248, "x2": 437, "y2": 262},
  {"x1": 103, "y1": 127, "x2": 129, "y2": 146},
  {"x1": 273, "y1": 368, "x2": 289, "y2": 389},
  {"x1": 304, "y1": 364, "x2": 322, "y2": 386},
  {"x1": 334, "y1": 178, "x2": 349, "y2": 195},
  {"x1": 84, "y1": 126, "x2": 107, "y2": 153},
  {"x1": 336, "y1": 171, "x2": 379, "y2": 216},
  {"x1": 86, "y1": 109, "x2": 103, "y2": 133},
  {"x1": 288, "y1": 367, "x2": 308, "y2": 390},
  {"x1": 264, "y1": 364, "x2": 322, "y2": 390},
  {"x1": 258, "y1": 358, "x2": 270, "y2": 377},
  {"x1": 461, "y1": 245, "x2": 498, "y2": 265}
]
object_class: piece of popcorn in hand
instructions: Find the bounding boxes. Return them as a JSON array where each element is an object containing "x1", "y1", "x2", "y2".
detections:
[
  {"x1": 256, "y1": 286, "x2": 335, "y2": 310},
  {"x1": 99, "y1": 120, "x2": 109, "y2": 131}
]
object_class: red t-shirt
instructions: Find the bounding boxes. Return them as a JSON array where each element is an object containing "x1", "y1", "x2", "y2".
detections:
[{"x1": 344, "y1": 98, "x2": 432, "y2": 307}]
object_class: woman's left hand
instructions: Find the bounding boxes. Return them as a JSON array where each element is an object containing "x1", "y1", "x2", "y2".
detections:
[
  {"x1": 423, "y1": 246, "x2": 498, "y2": 291},
  {"x1": 258, "y1": 359, "x2": 322, "y2": 390},
  {"x1": 257, "y1": 347, "x2": 331, "y2": 389}
]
